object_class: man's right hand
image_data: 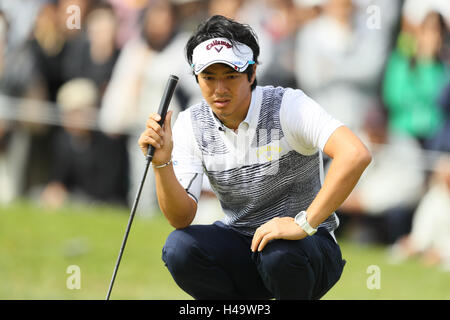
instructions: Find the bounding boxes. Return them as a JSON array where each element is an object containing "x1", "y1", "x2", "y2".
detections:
[
  {"x1": 138, "y1": 110, "x2": 174, "y2": 166},
  {"x1": 138, "y1": 110, "x2": 197, "y2": 228}
]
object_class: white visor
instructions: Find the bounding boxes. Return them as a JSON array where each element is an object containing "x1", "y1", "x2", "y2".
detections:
[{"x1": 191, "y1": 37, "x2": 255, "y2": 75}]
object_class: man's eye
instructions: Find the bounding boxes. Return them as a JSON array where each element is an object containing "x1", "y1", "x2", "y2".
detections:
[{"x1": 203, "y1": 76, "x2": 214, "y2": 81}]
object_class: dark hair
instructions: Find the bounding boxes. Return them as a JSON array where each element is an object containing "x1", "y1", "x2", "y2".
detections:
[
  {"x1": 410, "y1": 11, "x2": 447, "y2": 68},
  {"x1": 140, "y1": 0, "x2": 178, "y2": 51},
  {"x1": 185, "y1": 15, "x2": 260, "y2": 90}
]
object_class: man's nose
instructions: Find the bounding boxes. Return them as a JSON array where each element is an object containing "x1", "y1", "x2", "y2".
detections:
[{"x1": 215, "y1": 79, "x2": 228, "y2": 95}]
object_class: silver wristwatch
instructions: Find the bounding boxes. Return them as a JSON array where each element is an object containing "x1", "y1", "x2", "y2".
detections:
[{"x1": 294, "y1": 211, "x2": 317, "y2": 236}]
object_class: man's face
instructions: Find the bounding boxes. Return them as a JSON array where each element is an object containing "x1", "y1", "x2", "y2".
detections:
[{"x1": 197, "y1": 63, "x2": 255, "y2": 128}]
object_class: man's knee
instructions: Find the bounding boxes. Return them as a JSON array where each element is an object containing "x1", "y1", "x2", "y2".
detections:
[
  {"x1": 257, "y1": 240, "x2": 310, "y2": 277},
  {"x1": 161, "y1": 227, "x2": 239, "y2": 299},
  {"x1": 162, "y1": 229, "x2": 198, "y2": 274},
  {"x1": 256, "y1": 239, "x2": 316, "y2": 299}
]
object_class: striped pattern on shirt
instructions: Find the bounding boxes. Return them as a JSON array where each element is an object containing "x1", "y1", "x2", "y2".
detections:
[{"x1": 189, "y1": 86, "x2": 339, "y2": 236}]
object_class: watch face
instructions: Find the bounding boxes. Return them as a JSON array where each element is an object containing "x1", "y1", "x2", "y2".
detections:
[
  {"x1": 295, "y1": 211, "x2": 317, "y2": 235},
  {"x1": 294, "y1": 212, "x2": 305, "y2": 224}
]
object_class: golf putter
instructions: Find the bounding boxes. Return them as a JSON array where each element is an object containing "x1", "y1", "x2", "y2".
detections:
[{"x1": 106, "y1": 74, "x2": 179, "y2": 300}]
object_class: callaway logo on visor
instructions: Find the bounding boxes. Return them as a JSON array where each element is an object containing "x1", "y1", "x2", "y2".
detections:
[
  {"x1": 206, "y1": 39, "x2": 232, "y2": 52},
  {"x1": 192, "y1": 37, "x2": 255, "y2": 75}
]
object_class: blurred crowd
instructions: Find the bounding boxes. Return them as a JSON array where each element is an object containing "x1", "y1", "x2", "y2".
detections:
[{"x1": 0, "y1": 0, "x2": 449, "y2": 270}]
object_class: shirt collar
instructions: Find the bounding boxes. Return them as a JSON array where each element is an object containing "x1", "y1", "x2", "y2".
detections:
[{"x1": 242, "y1": 86, "x2": 260, "y2": 129}]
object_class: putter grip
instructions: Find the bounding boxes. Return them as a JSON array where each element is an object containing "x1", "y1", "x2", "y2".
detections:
[{"x1": 147, "y1": 74, "x2": 179, "y2": 160}]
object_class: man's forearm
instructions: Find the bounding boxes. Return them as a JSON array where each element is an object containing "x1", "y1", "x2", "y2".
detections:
[
  {"x1": 153, "y1": 164, "x2": 197, "y2": 229},
  {"x1": 306, "y1": 150, "x2": 371, "y2": 229}
]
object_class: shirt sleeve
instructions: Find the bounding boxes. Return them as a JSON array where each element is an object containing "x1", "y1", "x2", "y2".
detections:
[
  {"x1": 171, "y1": 109, "x2": 204, "y2": 202},
  {"x1": 280, "y1": 88, "x2": 343, "y2": 155}
]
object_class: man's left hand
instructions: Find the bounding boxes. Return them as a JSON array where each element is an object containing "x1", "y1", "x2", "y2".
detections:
[{"x1": 251, "y1": 217, "x2": 307, "y2": 252}]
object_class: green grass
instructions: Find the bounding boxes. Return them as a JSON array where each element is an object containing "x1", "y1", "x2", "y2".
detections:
[{"x1": 1, "y1": 201, "x2": 449, "y2": 300}]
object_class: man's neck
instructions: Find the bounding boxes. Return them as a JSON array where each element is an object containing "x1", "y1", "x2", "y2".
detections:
[
  {"x1": 220, "y1": 116, "x2": 246, "y2": 130},
  {"x1": 217, "y1": 90, "x2": 252, "y2": 130}
]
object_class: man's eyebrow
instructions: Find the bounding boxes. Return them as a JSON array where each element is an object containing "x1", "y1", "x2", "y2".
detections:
[
  {"x1": 201, "y1": 67, "x2": 240, "y2": 75},
  {"x1": 224, "y1": 69, "x2": 240, "y2": 74}
]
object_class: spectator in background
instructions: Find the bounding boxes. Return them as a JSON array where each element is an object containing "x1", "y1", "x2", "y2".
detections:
[
  {"x1": 99, "y1": 0, "x2": 198, "y2": 214},
  {"x1": 208, "y1": 0, "x2": 244, "y2": 20},
  {"x1": 401, "y1": 0, "x2": 450, "y2": 35},
  {"x1": 426, "y1": 81, "x2": 450, "y2": 152},
  {"x1": 23, "y1": 0, "x2": 87, "y2": 195},
  {"x1": 424, "y1": 15, "x2": 450, "y2": 152},
  {"x1": 256, "y1": 0, "x2": 307, "y2": 89},
  {"x1": 30, "y1": 0, "x2": 90, "y2": 102},
  {"x1": 41, "y1": 78, "x2": 128, "y2": 209},
  {"x1": 106, "y1": 0, "x2": 149, "y2": 48},
  {"x1": 0, "y1": 10, "x2": 33, "y2": 204},
  {"x1": 339, "y1": 0, "x2": 450, "y2": 268},
  {"x1": 337, "y1": 105, "x2": 425, "y2": 244},
  {"x1": 0, "y1": 9, "x2": 38, "y2": 97},
  {"x1": 62, "y1": 2, "x2": 120, "y2": 97},
  {"x1": 0, "y1": 0, "x2": 42, "y2": 51},
  {"x1": 221, "y1": 0, "x2": 274, "y2": 82},
  {"x1": 391, "y1": 156, "x2": 450, "y2": 271},
  {"x1": 383, "y1": 11, "x2": 450, "y2": 147},
  {"x1": 295, "y1": 0, "x2": 400, "y2": 132},
  {"x1": 173, "y1": 0, "x2": 209, "y2": 32},
  {"x1": 214, "y1": 0, "x2": 319, "y2": 89}
]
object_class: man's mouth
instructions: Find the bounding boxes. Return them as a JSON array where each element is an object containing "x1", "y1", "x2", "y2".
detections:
[{"x1": 214, "y1": 98, "x2": 231, "y2": 108}]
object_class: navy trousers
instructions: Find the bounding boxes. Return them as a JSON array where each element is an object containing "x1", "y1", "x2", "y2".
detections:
[{"x1": 162, "y1": 221, "x2": 346, "y2": 300}]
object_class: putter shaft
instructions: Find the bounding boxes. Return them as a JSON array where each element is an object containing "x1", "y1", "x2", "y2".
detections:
[
  {"x1": 105, "y1": 74, "x2": 178, "y2": 300},
  {"x1": 106, "y1": 157, "x2": 151, "y2": 300}
]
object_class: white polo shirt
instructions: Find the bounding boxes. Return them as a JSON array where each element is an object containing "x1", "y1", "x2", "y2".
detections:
[{"x1": 172, "y1": 85, "x2": 342, "y2": 236}]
